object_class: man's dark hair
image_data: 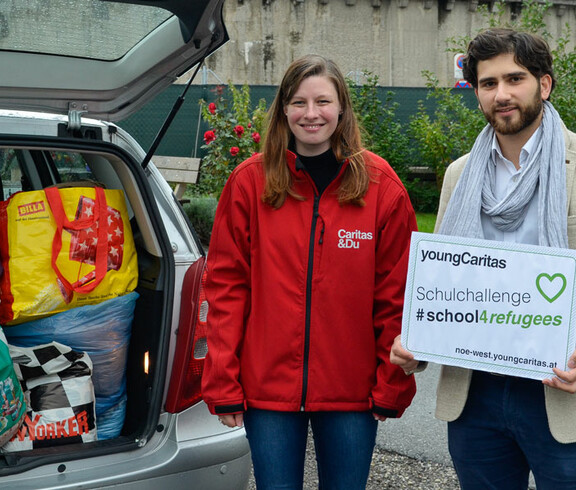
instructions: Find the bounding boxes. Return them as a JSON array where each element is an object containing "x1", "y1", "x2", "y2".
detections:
[{"x1": 462, "y1": 28, "x2": 556, "y2": 95}]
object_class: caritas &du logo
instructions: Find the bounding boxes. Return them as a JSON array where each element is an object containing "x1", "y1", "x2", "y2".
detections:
[{"x1": 337, "y1": 229, "x2": 373, "y2": 249}]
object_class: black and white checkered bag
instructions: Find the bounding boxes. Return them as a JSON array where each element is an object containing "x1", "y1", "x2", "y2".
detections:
[{"x1": 1, "y1": 342, "x2": 97, "y2": 452}]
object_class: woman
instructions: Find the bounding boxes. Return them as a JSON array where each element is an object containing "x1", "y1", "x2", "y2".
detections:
[{"x1": 202, "y1": 54, "x2": 416, "y2": 489}]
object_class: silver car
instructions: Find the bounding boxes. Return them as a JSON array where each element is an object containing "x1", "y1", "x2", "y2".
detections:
[{"x1": 0, "y1": 1, "x2": 251, "y2": 488}]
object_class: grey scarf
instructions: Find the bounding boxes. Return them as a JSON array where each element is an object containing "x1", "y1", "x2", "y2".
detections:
[{"x1": 438, "y1": 100, "x2": 568, "y2": 248}]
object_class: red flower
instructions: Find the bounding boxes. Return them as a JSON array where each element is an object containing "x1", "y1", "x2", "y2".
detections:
[
  {"x1": 230, "y1": 146, "x2": 240, "y2": 156},
  {"x1": 204, "y1": 130, "x2": 216, "y2": 144},
  {"x1": 252, "y1": 132, "x2": 261, "y2": 144},
  {"x1": 233, "y1": 125, "x2": 245, "y2": 137},
  {"x1": 208, "y1": 102, "x2": 216, "y2": 114}
]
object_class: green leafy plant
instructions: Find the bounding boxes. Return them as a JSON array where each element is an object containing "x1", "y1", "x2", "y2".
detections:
[
  {"x1": 546, "y1": 23, "x2": 576, "y2": 131},
  {"x1": 408, "y1": 71, "x2": 485, "y2": 190},
  {"x1": 347, "y1": 72, "x2": 411, "y2": 180},
  {"x1": 182, "y1": 196, "x2": 218, "y2": 248},
  {"x1": 195, "y1": 84, "x2": 267, "y2": 197},
  {"x1": 347, "y1": 72, "x2": 442, "y2": 212}
]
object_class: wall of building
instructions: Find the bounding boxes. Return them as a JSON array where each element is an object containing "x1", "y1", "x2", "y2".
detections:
[{"x1": 186, "y1": 0, "x2": 576, "y2": 88}]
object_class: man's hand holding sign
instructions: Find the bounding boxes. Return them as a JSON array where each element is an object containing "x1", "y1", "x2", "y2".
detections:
[{"x1": 393, "y1": 232, "x2": 576, "y2": 393}]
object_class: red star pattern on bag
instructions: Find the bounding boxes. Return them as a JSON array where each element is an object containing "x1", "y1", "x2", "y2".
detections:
[{"x1": 68, "y1": 195, "x2": 124, "y2": 271}]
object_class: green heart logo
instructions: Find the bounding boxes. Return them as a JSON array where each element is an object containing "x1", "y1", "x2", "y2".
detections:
[{"x1": 536, "y1": 273, "x2": 567, "y2": 303}]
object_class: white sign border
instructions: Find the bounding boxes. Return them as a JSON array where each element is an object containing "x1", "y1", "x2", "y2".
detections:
[{"x1": 402, "y1": 232, "x2": 576, "y2": 379}]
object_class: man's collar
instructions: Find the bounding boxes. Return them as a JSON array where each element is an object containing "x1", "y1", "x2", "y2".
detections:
[{"x1": 490, "y1": 126, "x2": 542, "y2": 167}]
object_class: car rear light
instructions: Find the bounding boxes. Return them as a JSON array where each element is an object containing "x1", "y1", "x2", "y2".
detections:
[{"x1": 165, "y1": 256, "x2": 208, "y2": 413}]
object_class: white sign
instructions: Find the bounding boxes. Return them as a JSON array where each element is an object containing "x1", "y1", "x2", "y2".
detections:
[
  {"x1": 401, "y1": 232, "x2": 576, "y2": 380},
  {"x1": 454, "y1": 53, "x2": 465, "y2": 79}
]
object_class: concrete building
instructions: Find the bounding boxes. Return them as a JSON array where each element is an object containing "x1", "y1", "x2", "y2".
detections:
[{"x1": 189, "y1": 0, "x2": 576, "y2": 88}]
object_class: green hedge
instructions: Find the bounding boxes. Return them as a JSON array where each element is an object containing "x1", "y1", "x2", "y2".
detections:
[{"x1": 183, "y1": 196, "x2": 218, "y2": 248}]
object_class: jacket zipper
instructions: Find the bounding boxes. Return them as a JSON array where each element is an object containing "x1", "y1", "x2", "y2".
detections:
[
  {"x1": 295, "y1": 155, "x2": 344, "y2": 411},
  {"x1": 300, "y1": 193, "x2": 320, "y2": 411}
]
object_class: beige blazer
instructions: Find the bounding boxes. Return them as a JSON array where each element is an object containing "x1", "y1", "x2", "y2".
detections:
[{"x1": 434, "y1": 125, "x2": 576, "y2": 443}]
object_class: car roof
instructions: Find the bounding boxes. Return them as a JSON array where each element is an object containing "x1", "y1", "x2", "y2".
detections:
[{"x1": 0, "y1": 0, "x2": 228, "y2": 122}]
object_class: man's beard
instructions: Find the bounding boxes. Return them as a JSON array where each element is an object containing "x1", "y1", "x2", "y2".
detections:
[{"x1": 481, "y1": 89, "x2": 543, "y2": 135}]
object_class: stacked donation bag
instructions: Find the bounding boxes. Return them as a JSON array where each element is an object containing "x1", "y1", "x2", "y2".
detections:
[{"x1": 0, "y1": 184, "x2": 138, "y2": 450}]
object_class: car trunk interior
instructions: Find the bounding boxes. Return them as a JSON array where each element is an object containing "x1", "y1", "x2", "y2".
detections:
[{"x1": 0, "y1": 138, "x2": 173, "y2": 471}]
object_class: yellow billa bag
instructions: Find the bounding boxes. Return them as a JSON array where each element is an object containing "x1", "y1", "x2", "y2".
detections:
[{"x1": 0, "y1": 186, "x2": 138, "y2": 325}]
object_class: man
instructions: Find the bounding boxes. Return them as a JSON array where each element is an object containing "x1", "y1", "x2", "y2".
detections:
[{"x1": 392, "y1": 28, "x2": 576, "y2": 489}]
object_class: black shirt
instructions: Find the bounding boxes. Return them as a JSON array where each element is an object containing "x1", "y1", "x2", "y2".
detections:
[{"x1": 297, "y1": 149, "x2": 341, "y2": 195}]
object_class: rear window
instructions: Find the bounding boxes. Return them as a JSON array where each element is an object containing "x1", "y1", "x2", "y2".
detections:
[
  {"x1": 0, "y1": 1, "x2": 172, "y2": 60},
  {"x1": 1, "y1": 149, "x2": 98, "y2": 200},
  {"x1": 0, "y1": 148, "x2": 21, "y2": 199},
  {"x1": 49, "y1": 151, "x2": 95, "y2": 183}
]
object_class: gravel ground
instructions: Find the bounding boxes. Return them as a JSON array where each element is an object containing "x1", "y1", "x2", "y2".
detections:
[
  {"x1": 248, "y1": 436, "x2": 460, "y2": 489},
  {"x1": 364, "y1": 447, "x2": 459, "y2": 490}
]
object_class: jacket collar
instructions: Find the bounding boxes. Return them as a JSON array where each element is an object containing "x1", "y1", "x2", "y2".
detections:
[
  {"x1": 285, "y1": 148, "x2": 349, "y2": 176},
  {"x1": 286, "y1": 149, "x2": 299, "y2": 174}
]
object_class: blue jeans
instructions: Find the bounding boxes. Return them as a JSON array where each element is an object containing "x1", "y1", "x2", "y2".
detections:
[
  {"x1": 448, "y1": 371, "x2": 576, "y2": 490},
  {"x1": 243, "y1": 409, "x2": 378, "y2": 490}
]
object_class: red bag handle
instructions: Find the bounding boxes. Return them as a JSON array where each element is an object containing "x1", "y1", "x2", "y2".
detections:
[{"x1": 45, "y1": 186, "x2": 109, "y2": 295}]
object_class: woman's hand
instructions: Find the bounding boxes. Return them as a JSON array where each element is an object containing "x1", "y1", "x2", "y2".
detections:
[{"x1": 218, "y1": 413, "x2": 244, "y2": 427}]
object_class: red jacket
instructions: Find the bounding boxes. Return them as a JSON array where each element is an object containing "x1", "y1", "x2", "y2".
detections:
[{"x1": 202, "y1": 150, "x2": 416, "y2": 417}]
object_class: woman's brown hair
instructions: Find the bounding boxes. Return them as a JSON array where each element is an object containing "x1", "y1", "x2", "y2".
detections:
[{"x1": 261, "y1": 54, "x2": 370, "y2": 209}]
